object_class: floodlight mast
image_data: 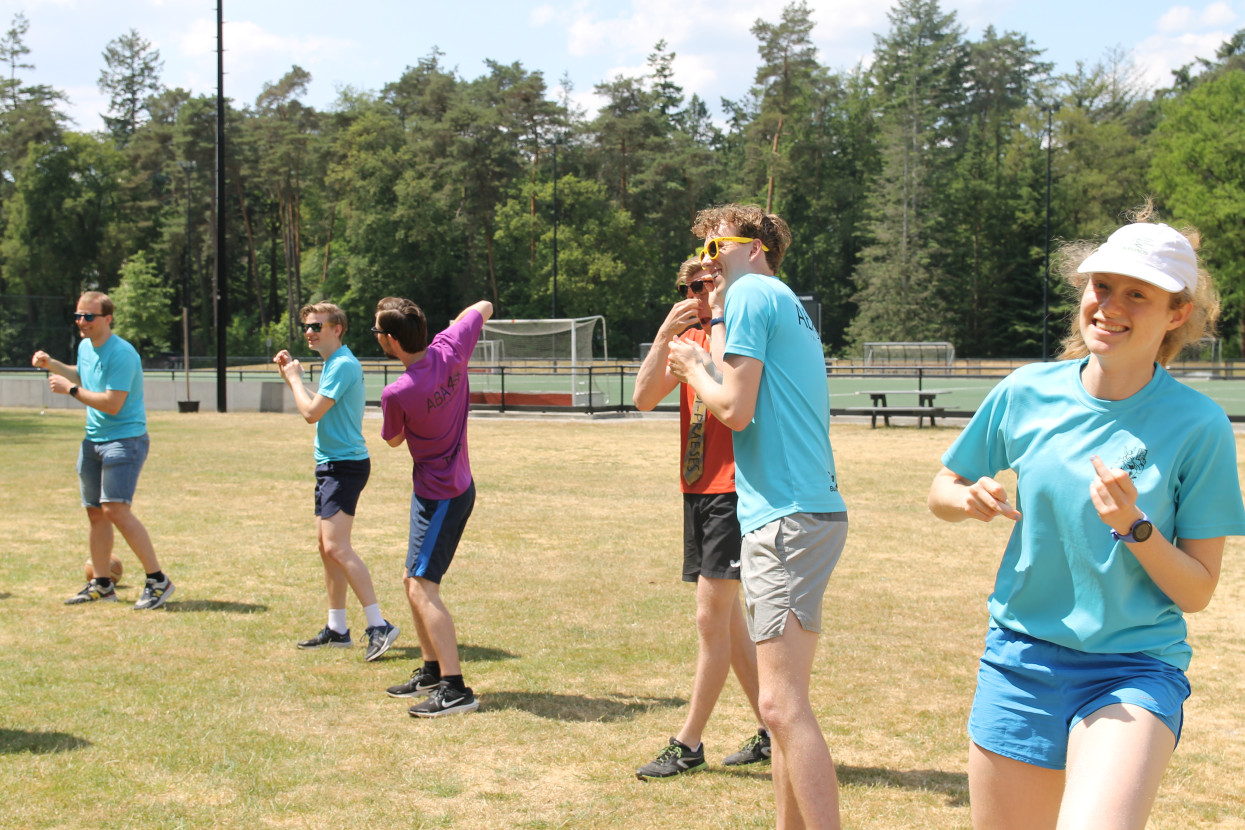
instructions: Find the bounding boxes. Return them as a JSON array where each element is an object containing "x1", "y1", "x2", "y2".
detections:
[{"x1": 215, "y1": 1, "x2": 228, "y2": 411}]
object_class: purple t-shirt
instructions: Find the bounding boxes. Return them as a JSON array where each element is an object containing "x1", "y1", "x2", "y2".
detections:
[{"x1": 380, "y1": 310, "x2": 483, "y2": 499}]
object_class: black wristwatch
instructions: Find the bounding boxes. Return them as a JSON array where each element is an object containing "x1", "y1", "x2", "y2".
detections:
[
  {"x1": 1111, "y1": 512, "x2": 1153, "y2": 544},
  {"x1": 69, "y1": 385, "x2": 80, "y2": 398}
]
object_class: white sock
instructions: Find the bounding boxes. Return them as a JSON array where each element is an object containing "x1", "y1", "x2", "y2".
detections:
[
  {"x1": 362, "y1": 603, "x2": 385, "y2": 629},
  {"x1": 327, "y1": 608, "x2": 348, "y2": 634}
]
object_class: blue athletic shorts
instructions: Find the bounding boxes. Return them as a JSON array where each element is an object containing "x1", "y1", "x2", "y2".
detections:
[
  {"x1": 406, "y1": 482, "x2": 475, "y2": 584},
  {"x1": 78, "y1": 434, "x2": 149, "y2": 507},
  {"x1": 968, "y1": 625, "x2": 1190, "y2": 770},
  {"x1": 314, "y1": 458, "x2": 370, "y2": 519}
]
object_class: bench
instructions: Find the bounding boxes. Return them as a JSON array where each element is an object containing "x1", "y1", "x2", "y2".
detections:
[{"x1": 840, "y1": 406, "x2": 946, "y2": 429}]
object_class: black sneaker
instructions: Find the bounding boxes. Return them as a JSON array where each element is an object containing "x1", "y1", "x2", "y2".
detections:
[
  {"x1": 133, "y1": 576, "x2": 174, "y2": 610},
  {"x1": 386, "y1": 666, "x2": 440, "y2": 698},
  {"x1": 408, "y1": 681, "x2": 479, "y2": 718},
  {"x1": 723, "y1": 728, "x2": 772, "y2": 766},
  {"x1": 364, "y1": 621, "x2": 399, "y2": 662},
  {"x1": 65, "y1": 579, "x2": 118, "y2": 605},
  {"x1": 297, "y1": 626, "x2": 352, "y2": 649},
  {"x1": 636, "y1": 738, "x2": 707, "y2": 780}
]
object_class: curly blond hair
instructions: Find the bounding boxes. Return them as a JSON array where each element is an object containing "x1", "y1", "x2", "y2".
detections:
[{"x1": 691, "y1": 204, "x2": 792, "y2": 273}]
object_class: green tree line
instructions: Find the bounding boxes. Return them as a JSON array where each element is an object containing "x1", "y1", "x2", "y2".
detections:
[{"x1": 2, "y1": 0, "x2": 1243, "y2": 364}]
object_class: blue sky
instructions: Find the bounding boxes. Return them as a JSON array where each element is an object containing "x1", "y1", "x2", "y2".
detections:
[{"x1": 13, "y1": 0, "x2": 1244, "y2": 131}]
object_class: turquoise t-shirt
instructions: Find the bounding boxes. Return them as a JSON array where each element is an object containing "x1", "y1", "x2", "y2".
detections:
[
  {"x1": 76, "y1": 335, "x2": 147, "y2": 442},
  {"x1": 723, "y1": 273, "x2": 846, "y2": 534},
  {"x1": 943, "y1": 359, "x2": 1245, "y2": 670},
  {"x1": 313, "y1": 344, "x2": 369, "y2": 464}
]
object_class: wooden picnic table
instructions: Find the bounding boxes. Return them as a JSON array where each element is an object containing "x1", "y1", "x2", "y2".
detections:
[{"x1": 842, "y1": 389, "x2": 950, "y2": 428}]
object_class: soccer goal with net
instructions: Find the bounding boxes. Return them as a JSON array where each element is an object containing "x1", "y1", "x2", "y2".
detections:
[
  {"x1": 863, "y1": 341, "x2": 956, "y2": 367},
  {"x1": 472, "y1": 317, "x2": 608, "y2": 406}
]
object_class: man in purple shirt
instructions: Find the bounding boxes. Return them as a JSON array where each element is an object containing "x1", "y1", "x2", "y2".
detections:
[{"x1": 374, "y1": 296, "x2": 492, "y2": 718}]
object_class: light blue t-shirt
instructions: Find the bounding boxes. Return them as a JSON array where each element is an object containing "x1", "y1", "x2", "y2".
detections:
[
  {"x1": 943, "y1": 359, "x2": 1245, "y2": 670},
  {"x1": 313, "y1": 344, "x2": 369, "y2": 464},
  {"x1": 723, "y1": 273, "x2": 846, "y2": 534},
  {"x1": 77, "y1": 335, "x2": 146, "y2": 442}
]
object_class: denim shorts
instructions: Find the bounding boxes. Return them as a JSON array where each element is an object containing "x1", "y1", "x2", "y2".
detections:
[
  {"x1": 740, "y1": 511, "x2": 847, "y2": 642},
  {"x1": 406, "y1": 482, "x2": 475, "y2": 584},
  {"x1": 968, "y1": 625, "x2": 1190, "y2": 770},
  {"x1": 78, "y1": 434, "x2": 149, "y2": 507}
]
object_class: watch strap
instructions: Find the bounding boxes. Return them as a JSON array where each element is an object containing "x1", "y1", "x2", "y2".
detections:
[{"x1": 1110, "y1": 511, "x2": 1150, "y2": 543}]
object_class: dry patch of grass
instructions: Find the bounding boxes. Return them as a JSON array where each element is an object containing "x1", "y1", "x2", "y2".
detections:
[{"x1": 1, "y1": 409, "x2": 1242, "y2": 828}]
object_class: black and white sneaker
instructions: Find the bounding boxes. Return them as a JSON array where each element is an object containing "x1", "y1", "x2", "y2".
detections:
[
  {"x1": 65, "y1": 579, "x2": 118, "y2": 605},
  {"x1": 132, "y1": 576, "x2": 175, "y2": 610},
  {"x1": 408, "y1": 681, "x2": 479, "y2": 718},
  {"x1": 636, "y1": 738, "x2": 707, "y2": 780},
  {"x1": 386, "y1": 665, "x2": 440, "y2": 698},
  {"x1": 723, "y1": 728, "x2": 772, "y2": 766},
  {"x1": 363, "y1": 621, "x2": 399, "y2": 662},
  {"x1": 297, "y1": 626, "x2": 352, "y2": 649}
]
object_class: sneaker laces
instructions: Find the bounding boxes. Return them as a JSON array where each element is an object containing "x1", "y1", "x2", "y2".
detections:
[
  {"x1": 739, "y1": 734, "x2": 764, "y2": 751},
  {"x1": 655, "y1": 742, "x2": 684, "y2": 761}
]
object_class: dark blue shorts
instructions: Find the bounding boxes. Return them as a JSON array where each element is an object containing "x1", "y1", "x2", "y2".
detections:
[
  {"x1": 682, "y1": 492, "x2": 742, "y2": 582},
  {"x1": 968, "y1": 625, "x2": 1190, "y2": 770},
  {"x1": 406, "y1": 482, "x2": 475, "y2": 584},
  {"x1": 314, "y1": 458, "x2": 370, "y2": 519}
]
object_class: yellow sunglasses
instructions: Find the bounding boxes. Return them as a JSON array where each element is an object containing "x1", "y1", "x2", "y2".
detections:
[{"x1": 698, "y1": 236, "x2": 770, "y2": 260}]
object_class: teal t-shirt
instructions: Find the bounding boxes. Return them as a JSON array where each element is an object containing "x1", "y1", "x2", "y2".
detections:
[
  {"x1": 76, "y1": 335, "x2": 147, "y2": 442},
  {"x1": 313, "y1": 345, "x2": 369, "y2": 464},
  {"x1": 723, "y1": 273, "x2": 846, "y2": 534},
  {"x1": 943, "y1": 359, "x2": 1245, "y2": 670}
]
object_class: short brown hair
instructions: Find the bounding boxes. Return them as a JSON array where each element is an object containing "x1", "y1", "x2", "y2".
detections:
[
  {"x1": 375, "y1": 297, "x2": 428, "y2": 353},
  {"x1": 300, "y1": 302, "x2": 347, "y2": 332},
  {"x1": 1057, "y1": 204, "x2": 1220, "y2": 367},
  {"x1": 691, "y1": 203, "x2": 792, "y2": 273},
  {"x1": 79, "y1": 291, "x2": 114, "y2": 317},
  {"x1": 676, "y1": 258, "x2": 704, "y2": 288}
]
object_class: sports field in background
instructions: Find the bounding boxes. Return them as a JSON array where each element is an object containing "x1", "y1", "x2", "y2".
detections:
[{"x1": 2, "y1": 408, "x2": 1243, "y2": 829}]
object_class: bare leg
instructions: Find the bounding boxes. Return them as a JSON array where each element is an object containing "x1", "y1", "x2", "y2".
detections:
[
  {"x1": 316, "y1": 512, "x2": 377, "y2": 608},
  {"x1": 757, "y1": 612, "x2": 838, "y2": 830},
  {"x1": 99, "y1": 502, "x2": 159, "y2": 574},
  {"x1": 1057, "y1": 704, "x2": 1175, "y2": 830},
  {"x1": 968, "y1": 742, "x2": 1064, "y2": 830},
  {"x1": 727, "y1": 590, "x2": 763, "y2": 726},
  {"x1": 404, "y1": 576, "x2": 460, "y2": 674},
  {"x1": 676, "y1": 576, "x2": 748, "y2": 748},
  {"x1": 86, "y1": 507, "x2": 115, "y2": 578}
]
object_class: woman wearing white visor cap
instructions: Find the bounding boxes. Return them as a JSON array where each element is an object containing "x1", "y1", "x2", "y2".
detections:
[{"x1": 927, "y1": 203, "x2": 1245, "y2": 830}]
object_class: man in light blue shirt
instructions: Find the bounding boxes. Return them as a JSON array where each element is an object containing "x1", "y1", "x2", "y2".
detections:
[
  {"x1": 275, "y1": 302, "x2": 398, "y2": 663},
  {"x1": 668, "y1": 205, "x2": 847, "y2": 830},
  {"x1": 33, "y1": 291, "x2": 174, "y2": 610}
]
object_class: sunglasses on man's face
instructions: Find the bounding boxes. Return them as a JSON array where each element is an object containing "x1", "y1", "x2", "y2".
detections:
[
  {"x1": 302, "y1": 322, "x2": 324, "y2": 333},
  {"x1": 73, "y1": 312, "x2": 101, "y2": 322},
  {"x1": 369, "y1": 325, "x2": 387, "y2": 335},
  {"x1": 677, "y1": 277, "x2": 713, "y2": 299},
  {"x1": 700, "y1": 236, "x2": 770, "y2": 261}
]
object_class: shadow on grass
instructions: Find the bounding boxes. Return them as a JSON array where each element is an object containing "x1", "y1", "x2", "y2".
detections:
[
  {"x1": 839, "y1": 765, "x2": 969, "y2": 807},
  {"x1": 481, "y1": 691, "x2": 684, "y2": 722},
  {"x1": 387, "y1": 644, "x2": 517, "y2": 663},
  {"x1": 165, "y1": 599, "x2": 268, "y2": 614},
  {"x1": 0, "y1": 593, "x2": 10, "y2": 600},
  {"x1": 0, "y1": 728, "x2": 91, "y2": 754}
]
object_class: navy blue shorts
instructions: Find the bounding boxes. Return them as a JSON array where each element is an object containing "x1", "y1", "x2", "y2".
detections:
[
  {"x1": 314, "y1": 459, "x2": 370, "y2": 519},
  {"x1": 968, "y1": 625, "x2": 1190, "y2": 770},
  {"x1": 406, "y1": 482, "x2": 475, "y2": 584}
]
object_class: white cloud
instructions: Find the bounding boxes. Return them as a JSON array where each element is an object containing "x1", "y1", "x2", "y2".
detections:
[
  {"x1": 1200, "y1": 1, "x2": 1237, "y2": 26},
  {"x1": 530, "y1": 4, "x2": 556, "y2": 27},
  {"x1": 1133, "y1": 30, "x2": 1230, "y2": 86},
  {"x1": 1158, "y1": 5, "x2": 1196, "y2": 32}
]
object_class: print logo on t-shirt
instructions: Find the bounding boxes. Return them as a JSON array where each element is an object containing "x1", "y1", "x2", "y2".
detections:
[
  {"x1": 1114, "y1": 447, "x2": 1148, "y2": 481},
  {"x1": 427, "y1": 371, "x2": 462, "y2": 413}
]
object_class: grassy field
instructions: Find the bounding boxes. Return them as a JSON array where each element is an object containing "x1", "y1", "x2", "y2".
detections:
[{"x1": 1, "y1": 409, "x2": 1243, "y2": 829}]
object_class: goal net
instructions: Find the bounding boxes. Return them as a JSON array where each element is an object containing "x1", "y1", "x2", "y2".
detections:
[
  {"x1": 864, "y1": 341, "x2": 955, "y2": 367},
  {"x1": 474, "y1": 317, "x2": 607, "y2": 406}
]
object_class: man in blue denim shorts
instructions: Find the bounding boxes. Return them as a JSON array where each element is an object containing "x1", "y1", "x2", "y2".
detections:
[{"x1": 33, "y1": 291, "x2": 175, "y2": 610}]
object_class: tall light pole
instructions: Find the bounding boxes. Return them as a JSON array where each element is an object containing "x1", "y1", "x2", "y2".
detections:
[
  {"x1": 1042, "y1": 104, "x2": 1055, "y2": 361},
  {"x1": 214, "y1": 0, "x2": 228, "y2": 411},
  {"x1": 177, "y1": 160, "x2": 196, "y2": 407},
  {"x1": 551, "y1": 136, "x2": 559, "y2": 319}
]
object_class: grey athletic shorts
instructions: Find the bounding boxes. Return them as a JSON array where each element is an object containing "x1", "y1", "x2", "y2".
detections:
[{"x1": 741, "y1": 511, "x2": 847, "y2": 642}]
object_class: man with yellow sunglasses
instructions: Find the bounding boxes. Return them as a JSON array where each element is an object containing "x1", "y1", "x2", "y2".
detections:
[{"x1": 668, "y1": 204, "x2": 848, "y2": 830}]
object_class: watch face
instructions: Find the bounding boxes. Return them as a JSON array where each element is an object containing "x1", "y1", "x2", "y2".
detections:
[{"x1": 1133, "y1": 521, "x2": 1154, "y2": 543}]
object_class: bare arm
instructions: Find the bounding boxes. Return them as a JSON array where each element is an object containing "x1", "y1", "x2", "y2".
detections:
[
  {"x1": 274, "y1": 353, "x2": 335, "y2": 424},
  {"x1": 32, "y1": 350, "x2": 81, "y2": 385},
  {"x1": 633, "y1": 299, "x2": 702, "y2": 410},
  {"x1": 1090, "y1": 455, "x2": 1223, "y2": 612},
  {"x1": 385, "y1": 432, "x2": 406, "y2": 448},
  {"x1": 46, "y1": 373, "x2": 128, "y2": 415},
  {"x1": 454, "y1": 301, "x2": 493, "y2": 324},
  {"x1": 668, "y1": 342, "x2": 762, "y2": 432},
  {"x1": 927, "y1": 466, "x2": 1022, "y2": 523}
]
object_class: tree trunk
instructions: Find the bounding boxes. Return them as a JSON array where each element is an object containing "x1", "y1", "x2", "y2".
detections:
[
  {"x1": 234, "y1": 178, "x2": 266, "y2": 327},
  {"x1": 767, "y1": 115, "x2": 784, "y2": 213},
  {"x1": 321, "y1": 201, "x2": 335, "y2": 286}
]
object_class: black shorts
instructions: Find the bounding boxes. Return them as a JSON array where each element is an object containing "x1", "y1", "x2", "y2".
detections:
[
  {"x1": 314, "y1": 458, "x2": 371, "y2": 519},
  {"x1": 682, "y1": 492, "x2": 742, "y2": 582}
]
